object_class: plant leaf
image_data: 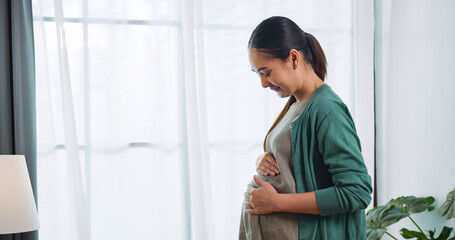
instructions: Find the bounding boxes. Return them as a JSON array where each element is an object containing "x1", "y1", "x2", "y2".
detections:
[
  {"x1": 435, "y1": 226, "x2": 454, "y2": 240},
  {"x1": 400, "y1": 228, "x2": 428, "y2": 239},
  {"x1": 440, "y1": 188, "x2": 455, "y2": 220},
  {"x1": 367, "y1": 226, "x2": 387, "y2": 240},
  {"x1": 367, "y1": 205, "x2": 409, "y2": 228},
  {"x1": 387, "y1": 196, "x2": 435, "y2": 214}
]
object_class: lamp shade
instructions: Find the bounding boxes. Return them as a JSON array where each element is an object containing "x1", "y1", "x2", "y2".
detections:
[{"x1": 0, "y1": 155, "x2": 40, "y2": 234}]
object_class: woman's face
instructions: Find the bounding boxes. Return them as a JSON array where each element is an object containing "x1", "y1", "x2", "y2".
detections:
[{"x1": 248, "y1": 47, "x2": 299, "y2": 98}]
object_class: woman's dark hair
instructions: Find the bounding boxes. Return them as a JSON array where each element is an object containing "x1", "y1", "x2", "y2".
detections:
[
  {"x1": 248, "y1": 16, "x2": 327, "y2": 81},
  {"x1": 249, "y1": 16, "x2": 328, "y2": 151}
]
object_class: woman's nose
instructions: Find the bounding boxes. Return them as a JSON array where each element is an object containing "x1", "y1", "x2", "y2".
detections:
[{"x1": 260, "y1": 76, "x2": 269, "y2": 88}]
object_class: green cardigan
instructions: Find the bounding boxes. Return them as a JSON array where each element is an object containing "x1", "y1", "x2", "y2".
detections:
[{"x1": 290, "y1": 84, "x2": 372, "y2": 240}]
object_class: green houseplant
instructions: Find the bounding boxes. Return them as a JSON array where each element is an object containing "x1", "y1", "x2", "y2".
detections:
[{"x1": 366, "y1": 188, "x2": 455, "y2": 240}]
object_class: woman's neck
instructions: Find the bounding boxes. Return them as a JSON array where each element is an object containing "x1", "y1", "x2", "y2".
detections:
[{"x1": 293, "y1": 71, "x2": 324, "y2": 102}]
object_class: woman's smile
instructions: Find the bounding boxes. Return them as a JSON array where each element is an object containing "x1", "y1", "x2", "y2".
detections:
[{"x1": 270, "y1": 86, "x2": 280, "y2": 92}]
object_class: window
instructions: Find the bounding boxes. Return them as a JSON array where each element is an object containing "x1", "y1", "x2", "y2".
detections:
[{"x1": 33, "y1": 1, "x2": 355, "y2": 239}]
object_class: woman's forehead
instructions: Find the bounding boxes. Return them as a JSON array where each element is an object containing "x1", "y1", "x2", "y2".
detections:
[{"x1": 249, "y1": 48, "x2": 276, "y2": 70}]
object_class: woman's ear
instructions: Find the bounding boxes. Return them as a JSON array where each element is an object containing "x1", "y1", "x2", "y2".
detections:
[{"x1": 288, "y1": 49, "x2": 300, "y2": 69}]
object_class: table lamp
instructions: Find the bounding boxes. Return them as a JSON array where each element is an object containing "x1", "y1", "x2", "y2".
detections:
[{"x1": 0, "y1": 155, "x2": 39, "y2": 234}]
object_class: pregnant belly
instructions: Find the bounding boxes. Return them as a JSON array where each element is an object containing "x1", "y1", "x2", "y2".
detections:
[{"x1": 246, "y1": 173, "x2": 295, "y2": 195}]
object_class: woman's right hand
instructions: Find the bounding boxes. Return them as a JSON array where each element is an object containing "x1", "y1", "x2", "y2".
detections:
[{"x1": 256, "y1": 152, "x2": 280, "y2": 176}]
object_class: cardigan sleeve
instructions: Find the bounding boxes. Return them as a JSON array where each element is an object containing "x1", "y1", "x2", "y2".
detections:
[{"x1": 314, "y1": 107, "x2": 372, "y2": 216}]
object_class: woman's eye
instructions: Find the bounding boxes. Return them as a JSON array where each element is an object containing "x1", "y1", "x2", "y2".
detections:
[{"x1": 265, "y1": 72, "x2": 271, "y2": 77}]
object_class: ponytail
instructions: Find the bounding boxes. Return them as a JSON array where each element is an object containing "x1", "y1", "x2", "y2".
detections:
[{"x1": 305, "y1": 33, "x2": 327, "y2": 81}]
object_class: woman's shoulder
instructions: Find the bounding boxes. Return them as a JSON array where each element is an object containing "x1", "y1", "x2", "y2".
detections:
[
  {"x1": 309, "y1": 84, "x2": 347, "y2": 117},
  {"x1": 292, "y1": 84, "x2": 352, "y2": 127}
]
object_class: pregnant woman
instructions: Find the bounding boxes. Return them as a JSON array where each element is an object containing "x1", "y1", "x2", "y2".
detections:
[{"x1": 239, "y1": 16, "x2": 373, "y2": 240}]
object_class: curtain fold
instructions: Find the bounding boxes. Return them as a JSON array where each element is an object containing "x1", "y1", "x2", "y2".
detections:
[
  {"x1": 179, "y1": 0, "x2": 214, "y2": 239},
  {"x1": 0, "y1": 0, "x2": 38, "y2": 240},
  {"x1": 52, "y1": 0, "x2": 91, "y2": 239}
]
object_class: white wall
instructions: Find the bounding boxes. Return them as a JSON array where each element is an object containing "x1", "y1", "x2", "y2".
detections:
[{"x1": 375, "y1": 0, "x2": 455, "y2": 238}]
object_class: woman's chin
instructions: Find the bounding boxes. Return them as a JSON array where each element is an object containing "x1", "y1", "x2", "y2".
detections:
[{"x1": 276, "y1": 91, "x2": 290, "y2": 98}]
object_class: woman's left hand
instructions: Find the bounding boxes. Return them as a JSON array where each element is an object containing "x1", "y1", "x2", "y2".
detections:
[{"x1": 244, "y1": 175, "x2": 280, "y2": 214}]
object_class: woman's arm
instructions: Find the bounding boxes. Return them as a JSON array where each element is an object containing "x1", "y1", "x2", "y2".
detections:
[
  {"x1": 244, "y1": 175, "x2": 320, "y2": 215},
  {"x1": 276, "y1": 192, "x2": 320, "y2": 214},
  {"x1": 313, "y1": 107, "x2": 372, "y2": 216}
]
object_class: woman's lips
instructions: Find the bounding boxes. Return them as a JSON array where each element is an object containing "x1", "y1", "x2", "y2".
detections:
[{"x1": 270, "y1": 86, "x2": 280, "y2": 92}]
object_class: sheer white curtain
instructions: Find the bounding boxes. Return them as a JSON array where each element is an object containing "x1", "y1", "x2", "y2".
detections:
[{"x1": 32, "y1": 0, "x2": 359, "y2": 240}]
